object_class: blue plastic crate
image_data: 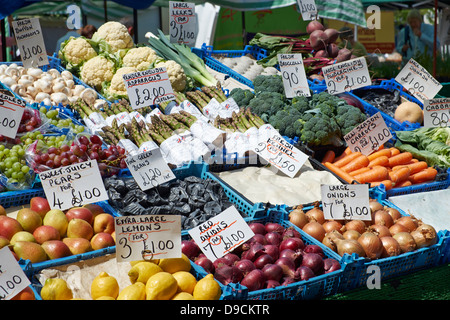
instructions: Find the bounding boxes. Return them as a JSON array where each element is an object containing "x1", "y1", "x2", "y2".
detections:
[{"x1": 0, "y1": 187, "x2": 45, "y2": 208}]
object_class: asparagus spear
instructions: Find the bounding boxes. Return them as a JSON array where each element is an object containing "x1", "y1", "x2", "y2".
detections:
[
  {"x1": 215, "y1": 83, "x2": 228, "y2": 102},
  {"x1": 201, "y1": 86, "x2": 221, "y2": 102},
  {"x1": 185, "y1": 91, "x2": 207, "y2": 111},
  {"x1": 246, "y1": 108, "x2": 265, "y2": 128},
  {"x1": 238, "y1": 108, "x2": 253, "y2": 130}
]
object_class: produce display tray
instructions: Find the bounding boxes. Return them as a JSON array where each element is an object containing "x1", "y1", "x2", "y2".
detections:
[{"x1": 0, "y1": 187, "x2": 45, "y2": 208}]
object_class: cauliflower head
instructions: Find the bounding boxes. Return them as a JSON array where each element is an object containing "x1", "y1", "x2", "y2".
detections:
[
  {"x1": 59, "y1": 37, "x2": 97, "y2": 69},
  {"x1": 93, "y1": 21, "x2": 134, "y2": 53},
  {"x1": 108, "y1": 66, "x2": 137, "y2": 98},
  {"x1": 155, "y1": 60, "x2": 187, "y2": 92},
  {"x1": 122, "y1": 46, "x2": 159, "y2": 71},
  {"x1": 80, "y1": 55, "x2": 115, "y2": 89}
]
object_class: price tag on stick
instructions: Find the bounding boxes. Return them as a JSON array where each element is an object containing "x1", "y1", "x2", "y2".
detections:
[
  {"x1": 0, "y1": 247, "x2": 31, "y2": 300},
  {"x1": 188, "y1": 206, "x2": 254, "y2": 262},
  {"x1": 124, "y1": 148, "x2": 176, "y2": 191},
  {"x1": 321, "y1": 184, "x2": 371, "y2": 221},
  {"x1": 123, "y1": 67, "x2": 176, "y2": 110},
  {"x1": 39, "y1": 160, "x2": 108, "y2": 211},
  {"x1": 12, "y1": 18, "x2": 49, "y2": 68},
  {"x1": 423, "y1": 98, "x2": 450, "y2": 128},
  {"x1": 115, "y1": 215, "x2": 182, "y2": 262},
  {"x1": 322, "y1": 57, "x2": 371, "y2": 95},
  {"x1": 0, "y1": 93, "x2": 26, "y2": 139},
  {"x1": 278, "y1": 53, "x2": 311, "y2": 98},
  {"x1": 296, "y1": 0, "x2": 318, "y2": 21},
  {"x1": 169, "y1": 1, "x2": 197, "y2": 46}
]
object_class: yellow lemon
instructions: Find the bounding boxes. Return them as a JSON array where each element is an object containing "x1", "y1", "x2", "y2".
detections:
[
  {"x1": 95, "y1": 296, "x2": 116, "y2": 300},
  {"x1": 41, "y1": 278, "x2": 73, "y2": 300},
  {"x1": 91, "y1": 272, "x2": 119, "y2": 300},
  {"x1": 145, "y1": 272, "x2": 178, "y2": 300},
  {"x1": 172, "y1": 271, "x2": 197, "y2": 294},
  {"x1": 128, "y1": 261, "x2": 162, "y2": 284},
  {"x1": 158, "y1": 253, "x2": 191, "y2": 274},
  {"x1": 117, "y1": 282, "x2": 146, "y2": 300},
  {"x1": 172, "y1": 292, "x2": 194, "y2": 300},
  {"x1": 193, "y1": 274, "x2": 221, "y2": 300}
]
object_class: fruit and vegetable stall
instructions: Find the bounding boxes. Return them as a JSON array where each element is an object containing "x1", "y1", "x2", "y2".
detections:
[{"x1": 0, "y1": 18, "x2": 449, "y2": 303}]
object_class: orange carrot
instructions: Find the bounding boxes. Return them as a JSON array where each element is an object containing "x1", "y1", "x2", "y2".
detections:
[
  {"x1": 389, "y1": 167, "x2": 410, "y2": 183},
  {"x1": 368, "y1": 155, "x2": 389, "y2": 168},
  {"x1": 367, "y1": 149, "x2": 391, "y2": 161},
  {"x1": 353, "y1": 165, "x2": 389, "y2": 184},
  {"x1": 323, "y1": 162, "x2": 359, "y2": 184},
  {"x1": 341, "y1": 155, "x2": 370, "y2": 173},
  {"x1": 394, "y1": 180, "x2": 412, "y2": 188},
  {"x1": 410, "y1": 159, "x2": 419, "y2": 163},
  {"x1": 370, "y1": 180, "x2": 393, "y2": 190},
  {"x1": 389, "y1": 147, "x2": 400, "y2": 156},
  {"x1": 387, "y1": 152, "x2": 413, "y2": 167},
  {"x1": 392, "y1": 165, "x2": 407, "y2": 172},
  {"x1": 333, "y1": 151, "x2": 361, "y2": 168},
  {"x1": 349, "y1": 167, "x2": 371, "y2": 177},
  {"x1": 321, "y1": 150, "x2": 335, "y2": 164},
  {"x1": 334, "y1": 147, "x2": 352, "y2": 162},
  {"x1": 401, "y1": 161, "x2": 428, "y2": 175},
  {"x1": 409, "y1": 167, "x2": 438, "y2": 184}
]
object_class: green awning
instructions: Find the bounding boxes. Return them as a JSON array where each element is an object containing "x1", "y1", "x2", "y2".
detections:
[{"x1": 316, "y1": 0, "x2": 367, "y2": 28}]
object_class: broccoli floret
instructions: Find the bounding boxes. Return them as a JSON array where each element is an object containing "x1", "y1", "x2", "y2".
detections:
[
  {"x1": 229, "y1": 88, "x2": 255, "y2": 108},
  {"x1": 269, "y1": 110, "x2": 292, "y2": 135},
  {"x1": 291, "y1": 95, "x2": 311, "y2": 114},
  {"x1": 253, "y1": 74, "x2": 285, "y2": 95},
  {"x1": 301, "y1": 114, "x2": 343, "y2": 147},
  {"x1": 335, "y1": 104, "x2": 367, "y2": 136},
  {"x1": 284, "y1": 118, "x2": 305, "y2": 138},
  {"x1": 247, "y1": 91, "x2": 287, "y2": 119}
]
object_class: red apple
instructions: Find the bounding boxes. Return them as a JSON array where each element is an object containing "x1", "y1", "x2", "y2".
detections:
[
  {"x1": 90, "y1": 232, "x2": 115, "y2": 251},
  {"x1": 66, "y1": 207, "x2": 94, "y2": 225},
  {"x1": 82, "y1": 203, "x2": 105, "y2": 219},
  {"x1": 30, "y1": 197, "x2": 51, "y2": 219},
  {"x1": 33, "y1": 225, "x2": 60, "y2": 244},
  {"x1": 0, "y1": 216, "x2": 23, "y2": 240},
  {"x1": 93, "y1": 213, "x2": 115, "y2": 234}
]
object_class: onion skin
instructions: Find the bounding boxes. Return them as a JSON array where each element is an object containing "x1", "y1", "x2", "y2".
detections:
[
  {"x1": 296, "y1": 266, "x2": 315, "y2": 281},
  {"x1": 343, "y1": 229, "x2": 361, "y2": 240},
  {"x1": 389, "y1": 222, "x2": 410, "y2": 236},
  {"x1": 265, "y1": 280, "x2": 281, "y2": 289},
  {"x1": 393, "y1": 232, "x2": 417, "y2": 253},
  {"x1": 323, "y1": 258, "x2": 341, "y2": 273},
  {"x1": 369, "y1": 199, "x2": 384, "y2": 214},
  {"x1": 302, "y1": 221, "x2": 326, "y2": 242},
  {"x1": 358, "y1": 231, "x2": 384, "y2": 259},
  {"x1": 306, "y1": 203, "x2": 325, "y2": 224},
  {"x1": 323, "y1": 220, "x2": 344, "y2": 234},
  {"x1": 384, "y1": 207, "x2": 402, "y2": 221},
  {"x1": 344, "y1": 220, "x2": 366, "y2": 235},
  {"x1": 265, "y1": 231, "x2": 282, "y2": 246},
  {"x1": 303, "y1": 245, "x2": 324, "y2": 258},
  {"x1": 241, "y1": 269, "x2": 266, "y2": 292},
  {"x1": 373, "y1": 210, "x2": 394, "y2": 228},
  {"x1": 195, "y1": 257, "x2": 215, "y2": 274},
  {"x1": 334, "y1": 238, "x2": 366, "y2": 257},
  {"x1": 254, "y1": 254, "x2": 274, "y2": 269},
  {"x1": 301, "y1": 253, "x2": 324, "y2": 275},
  {"x1": 395, "y1": 216, "x2": 419, "y2": 232},
  {"x1": 265, "y1": 222, "x2": 284, "y2": 234},
  {"x1": 289, "y1": 208, "x2": 309, "y2": 229},
  {"x1": 368, "y1": 224, "x2": 391, "y2": 238},
  {"x1": 214, "y1": 265, "x2": 244, "y2": 285},
  {"x1": 249, "y1": 222, "x2": 266, "y2": 235},
  {"x1": 322, "y1": 230, "x2": 344, "y2": 251},
  {"x1": 234, "y1": 259, "x2": 255, "y2": 276},
  {"x1": 410, "y1": 224, "x2": 438, "y2": 248},
  {"x1": 282, "y1": 227, "x2": 302, "y2": 239},
  {"x1": 181, "y1": 239, "x2": 200, "y2": 260},
  {"x1": 263, "y1": 244, "x2": 280, "y2": 261},
  {"x1": 279, "y1": 237, "x2": 305, "y2": 252},
  {"x1": 262, "y1": 263, "x2": 284, "y2": 282},
  {"x1": 380, "y1": 236, "x2": 402, "y2": 258}
]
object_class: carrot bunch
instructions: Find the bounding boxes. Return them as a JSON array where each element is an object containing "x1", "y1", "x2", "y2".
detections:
[{"x1": 321, "y1": 146, "x2": 438, "y2": 189}]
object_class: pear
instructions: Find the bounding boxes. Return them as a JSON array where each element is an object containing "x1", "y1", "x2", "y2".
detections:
[
  {"x1": 10, "y1": 231, "x2": 36, "y2": 245},
  {"x1": 62, "y1": 238, "x2": 92, "y2": 255},
  {"x1": 13, "y1": 241, "x2": 47, "y2": 263},
  {"x1": 43, "y1": 209, "x2": 68, "y2": 238},
  {"x1": 67, "y1": 219, "x2": 94, "y2": 240},
  {"x1": 16, "y1": 208, "x2": 42, "y2": 233},
  {"x1": 0, "y1": 236, "x2": 10, "y2": 249}
]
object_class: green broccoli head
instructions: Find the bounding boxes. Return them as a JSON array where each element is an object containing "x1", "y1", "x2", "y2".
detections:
[
  {"x1": 336, "y1": 104, "x2": 367, "y2": 136},
  {"x1": 301, "y1": 114, "x2": 343, "y2": 147},
  {"x1": 229, "y1": 88, "x2": 255, "y2": 108},
  {"x1": 291, "y1": 95, "x2": 311, "y2": 114},
  {"x1": 253, "y1": 74, "x2": 285, "y2": 95},
  {"x1": 247, "y1": 91, "x2": 286, "y2": 118}
]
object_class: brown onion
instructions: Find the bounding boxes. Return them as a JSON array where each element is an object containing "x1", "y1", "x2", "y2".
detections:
[
  {"x1": 289, "y1": 206, "x2": 309, "y2": 229},
  {"x1": 302, "y1": 221, "x2": 326, "y2": 242},
  {"x1": 322, "y1": 230, "x2": 344, "y2": 251},
  {"x1": 369, "y1": 199, "x2": 384, "y2": 214},
  {"x1": 384, "y1": 206, "x2": 402, "y2": 221},
  {"x1": 395, "y1": 216, "x2": 419, "y2": 232},
  {"x1": 345, "y1": 220, "x2": 366, "y2": 234},
  {"x1": 343, "y1": 229, "x2": 361, "y2": 240},
  {"x1": 389, "y1": 223, "x2": 409, "y2": 236},
  {"x1": 305, "y1": 202, "x2": 325, "y2": 224},
  {"x1": 368, "y1": 224, "x2": 391, "y2": 238},
  {"x1": 410, "y1": 224, "x2": 437, "y2": 248},
  {"x1": 323, "y1": 220, "x2": 344, "y2": 234},
  {"x1": 393, "y1": 232, "x2": 417, "y2": 253},
  {"x1": 380, "y1": 236, "x2": 402, "y2": 258},
  {"x1": 358, "y1": 231, "x2": 384, "y2": 259},
  {"x1": 373, "y1": 210, "x2": 394, "y2": 228},
  {"x1": 334, "y1": 238, "x2": 366, "y2": 257}
]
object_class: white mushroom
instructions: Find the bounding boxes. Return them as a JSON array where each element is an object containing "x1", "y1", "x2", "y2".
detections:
[
  {"x1": 47, "y1": 68, "x2": 61, "y2": 79},
  {"x1": 65, "y1": 79, "x2": 75, "y2": 89},
  {"x1": 61, "y1": 70, "x2": 73, "y2": 81},
  {"x1": 51, "y1": 92, "x2": 69, "y2": 105},
  {"x1": 42, "y1": 97, "x2": 52, "y2": 106},
  {"x1": 34, "y1": 79, "x2": 52, "y2": 93},
  {"x1": 52, "y1": 82, "x2": 66, "y2": 93},
  {"x1": 27, "y1": 68, "x2": 43, "y2": 79},
  {"x1": 72, "y1": 85, "x2": 85, "y2": 97},
  {"x1": 5, "y1": 65, "x2": 19, "y2": 77},
  {"x1": 35, "y1": 92, "x2": 51, "y2": 103},
  {"x1": 18, "y1": 78, "x2": 33, "y2": 88},
  {"x1": 40, "y1": 73, "x2": 54, "y2": 83},
  {"x1": 94, "y1": 99, "x2": 107, "y2": 110},
  {"x1": 80, "y1": 88, "x2": 97, "y2": 106},
  {"x1": 10, "y1": 84, "x2": 23, "y2": 95},
  {"x1": 26, "y1": 85, "x2": 38, "y2": 98},
  {"x1": 1, "y1": 76, "x2": 15, "y2": 87}
]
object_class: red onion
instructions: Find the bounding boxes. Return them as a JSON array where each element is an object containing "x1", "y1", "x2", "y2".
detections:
[
  {"x1": 282, "y1": 227, "x2": 302, "y2": 239},
  {"x1": 249, "y1": 222, "x2": 266, "y2": 235},
  {"x1": 281, "y1": 277, "x2": 296, "y2": 286},
  {"x1": 181, "y1": 240, "x2": 200, "y2": 260},
  {"x1": 323, "y1": 258, "x2": 341, "y2": 273},
  {"x1": 263, "y1": 244, "x2": 279, "y2": 261},
  {"x1": 234, "y1": 259, "x2": 256, "y2": 276},
  {"x1": 275, "y1": 257, "x2": 299, "y2": 279},
  {"x1": 296, "y1": 266, "x2": 315, "y2": 281},
  {"x1": 303, "y1": 244, "x2": 324, "y2": 258},
  {"x1": 265, "y1": 222, "x2": 285, "y2": 234},
  {"x1": 248, "y1": 233, "x2": 267, "y2": 246},
  {"x1": 222, "y1": 253, "x2": 240, "y2": 266},
  {"x1": 279, "y1": 249, "x2": 303, "y2": 266},
  {"x1": 279, "y1": 237, "x2": 305, "y2": 252},
  {"x1": 243, "y1": 242, "x2": 265, "y2": 261},
  {"x1": 213, "y1": 257, "x2": 230, "y2": 269},
  {"x1": 254, "y1": 254, "x2": 274, "y2": 269},
  {"x1": 214, "y1": 265, "x2": 243, "y2": 285},
  {"x1": 195, "y1": 257, "x2": 215, "y2": 274},
  {"x1": 265, "y1": 280, "x2": 281, "y2": 289},
  {"x1": 301, "y1": 253, "x2": 324, "y2": 275},
  {"x1": 262, "y1": 263, "x2": 283, "y2": 282},
  {"x1": 265, "y1": 231, "x2": 282, "y2": 246},
  {"x1": 241, "y1": 269, "x2": 266, "y2": 292}
]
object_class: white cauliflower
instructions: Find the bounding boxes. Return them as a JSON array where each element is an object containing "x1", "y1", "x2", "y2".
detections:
[
  {"x1": 92, "y1": 21, "x2": 134, "y2": 53},
  {"x1": 122, "y1": 46, "x2": 159, "y2": 71},
  {"x1": 59, "y1": 37, "x2": 97, "y2": 69},
  {"x1": 155, "y1": 60, "x2": 187, "y2": 92},
  {"x1": 108, "y1": 66, "x2": 137, "y2": 98},
  {"x1": 80, "y1": 55, "x2": 115, "y2": 89}
]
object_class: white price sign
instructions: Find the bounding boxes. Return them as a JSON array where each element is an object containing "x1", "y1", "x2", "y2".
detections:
[
  {"x1": 188, "y1": 206, "x2": 254, "y2": 262},
  {"x1": 278, "y1": 53, "x2": 311, "y2": 98},
  {"x1": 169, "y1": 1, "x2": 197, "y2": 46},
  {"x1": 423, "y1": 98, "x2": 450, "y2": 128},
  {"x1": 12, "y1": 18, "x2": 49, "y2": 68},
  {"x1": 296, "y1": 0, "x2": 318, "y2": 21},
  {"x1": 124, "y1": 148, "x2": 176, "y2": 191},
  {"x1": 395, "y1": 58, "x2": 442, "y2": 103},
  {"x1": 322, "y1": 57, "x2": 371, "y2": 95},
  {"x1": 123, "y1": 67, "x2": 176, "y2": 110},
  {"x1": 39, "y1": 160, "x2": 108, "y2": 211},
  {"x1": 0, "y1": 247, "x2": 31, "y2": 300},
  {"x1": 254, "y1": 129, "x2": 308, "y2": 178},
  {"x1": 115, "y1": 215, "x2": 182, "y2": 262},
  {"x1": 321, "y1": 184, "x2": 371, "y2": 221},
  {"x1": 0, "y1": 93, "x2": 26, "y2": 139},
  {"x1": 344, "y1": 112, "x2": 393, "y2": 156}
]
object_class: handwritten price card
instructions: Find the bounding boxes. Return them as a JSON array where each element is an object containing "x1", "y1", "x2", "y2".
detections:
[
  {"x1": 423, "y1": 98, "x2": 450, "y2": 128},
  {"x1": 115, "y1": 215, "x2": 181, "y2": 262},
  {"x1": 39, "y1": 160, "x2": 108, "y2": 211},
  {"x1": 322, "y1": 57, "x2": 371, "y2": 94},
  {"x1": 321, "y1": 184, "x2": 371, "y2": 221},
  {"x1": 296, "y1": 0, "x2": 318, "y2": 21},
  {"x1": 343, "y1": 112, "x2": 393, "y2": 156},
  {"x1": 12, "y1": 18, "x2": 49, "y2": 68},
  {"x1": 123, "y1": 67, "x2": 176, "y2": 110},
  {"x1": 188, "y1": 206, "x2": 254, "y2": 262},
  {"x1": 278, "y1": 53, "x2": 311, "y2": 98},
  {"x1": 0, "y1": 247, "x2": 31, "y2": 300},
  {"x1": 124, "y1": 148, "x2": 176, "y2": 191},
  {"x1": 169, "y1": 1, "x2": 197, "y2": 46},
  {"x1": 395, "y1": 59, "x2": 442, "y2": 103},
  {"x1": 0, "y1": 93, "x2": 26, "y2": 139}
]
